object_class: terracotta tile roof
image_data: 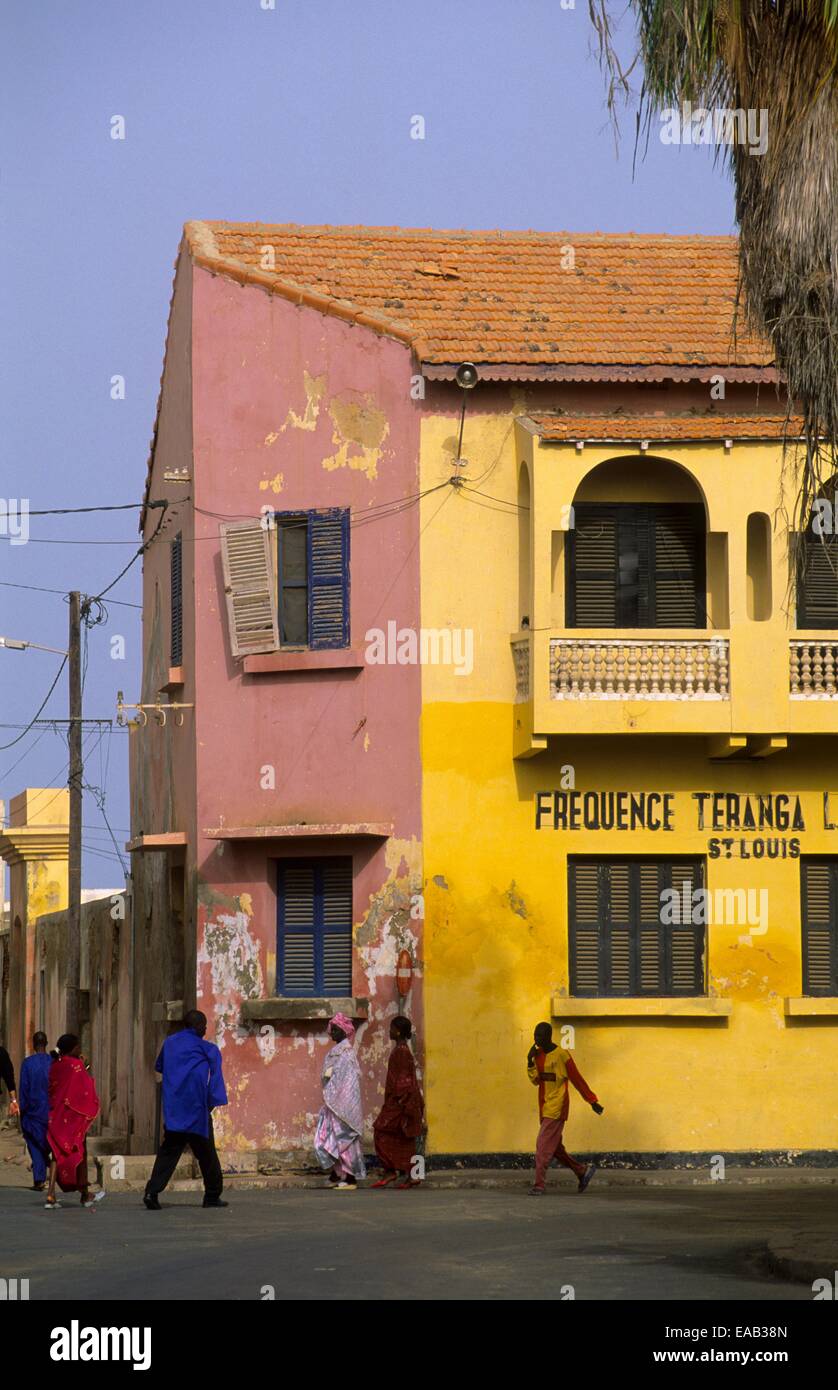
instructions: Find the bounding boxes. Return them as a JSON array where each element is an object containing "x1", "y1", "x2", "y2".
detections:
[
  {"x1": 527, "y1": 412, "x2": 803, "y2": 442},
  {"x1": 184, "y1": 222, "x2": 773, "y2": 373}
]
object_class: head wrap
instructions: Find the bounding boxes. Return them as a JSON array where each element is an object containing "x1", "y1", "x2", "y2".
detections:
[{"x1": 329, "y1": 1012, "x2": 355, "y2": 1041}]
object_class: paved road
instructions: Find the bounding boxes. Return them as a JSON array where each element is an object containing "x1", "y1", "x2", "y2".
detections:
[{"x1": 0, "y1": 1182, "x2": 827, "y2": 1300}]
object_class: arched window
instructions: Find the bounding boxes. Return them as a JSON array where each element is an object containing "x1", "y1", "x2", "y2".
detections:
[
  {"x1": 798, "y1": 479, "x2": 838, "y2": 628},
  {"x1": 566, "y1": 457, "x2": 707, "y2": 629}
]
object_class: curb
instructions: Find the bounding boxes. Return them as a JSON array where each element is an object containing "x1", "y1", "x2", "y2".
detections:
[
  {"x1": 95, "y1": 1166, "x2": 838, "y2": 1194},
  {"x1": 766, "y1": 1237, "x2": 838, "y2": 1288}
]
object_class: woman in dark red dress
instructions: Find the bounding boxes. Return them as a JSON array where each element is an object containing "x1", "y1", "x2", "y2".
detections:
[
  {"x1": 372, "y1": 1015, "x2": 424, "y2": 1189},
  {"x1": 44, "y1": 1034, "x2": 104, "y2": 1209}
]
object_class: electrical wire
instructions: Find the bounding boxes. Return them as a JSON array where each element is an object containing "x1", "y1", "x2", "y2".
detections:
[
  {"x1": 25, "y1": 503, "x2": 148, "y2": 516},
  {"x1": 0, "y1": 655, "x2": 68, "y2": 752},
  {"x1": 87, "y1": 500, "x2": 170, "y2": 603},
  {"x1": 0, "y1": 581, "x2": 141, "y2": 609},
  {"x1": 0, "y1": 725, "x2": 52, "y2": 783}
]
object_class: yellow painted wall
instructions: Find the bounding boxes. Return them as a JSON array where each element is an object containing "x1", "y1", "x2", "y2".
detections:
[{"x1": 418, "y1": 406, "x2": 838, "y2": 1155}]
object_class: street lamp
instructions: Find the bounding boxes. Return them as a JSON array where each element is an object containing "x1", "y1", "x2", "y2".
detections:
[{"x1": 0, "y1": 636, "x2": 69, "y2": 656}]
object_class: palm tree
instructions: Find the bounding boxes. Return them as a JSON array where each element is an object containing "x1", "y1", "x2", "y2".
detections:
[{"x1": 591, "y1": 0, "x2": 838, "y2": 545}]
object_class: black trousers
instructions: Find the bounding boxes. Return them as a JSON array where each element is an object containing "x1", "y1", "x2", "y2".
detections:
[{"x1": 146, "y1": 1120, "x2": 223, "y2": 1200}]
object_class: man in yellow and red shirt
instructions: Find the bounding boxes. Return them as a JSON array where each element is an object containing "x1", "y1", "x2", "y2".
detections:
[{"x1": 527, "y1": 1021, "x2": 603, "y2": 1195}]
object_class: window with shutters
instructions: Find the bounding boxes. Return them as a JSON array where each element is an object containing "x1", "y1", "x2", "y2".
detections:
[
  {"x1": 219, "y1": 508, "x2": 349, "y2": 658},
  {"x1": 800, "y1": 860, "x2": 838, "y2": 995},
  {"x1": 797, "y1": 516, "x2": 838, "y2": 628},
  {"x1": 170, "y1": 533, "x2": 183, "y2": 666},
  {"x1": 276, "y1": 509, "x2": 350, "y2": 648},
  {"x1": 277, "y1": 857, "x2": 353, "y2": 997},
  {"x1": 569, "y1": 858, "x2": 706, "y2": 997},
  {"x1": 567, "y1": 503, "x2": 707, "y2": 628}
]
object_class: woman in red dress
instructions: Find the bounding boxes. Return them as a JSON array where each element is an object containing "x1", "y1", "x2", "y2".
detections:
[
  {"x1": 44, "y1": 1034, "x2": 105, "y2": 1210},
  {"x1": 372, "y1": 1015, "x2": 424, "y2": 1189}
]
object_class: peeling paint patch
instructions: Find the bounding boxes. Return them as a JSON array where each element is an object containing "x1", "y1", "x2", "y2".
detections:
[
  {"x1": 197, "y1": 908, "x2": 264, "y2": 1046},
  {"x1": 263, "y1": 431, "x2": 279, "y2": 447},
  {"x1": 503, "y1": 881, "x2": 528, "y2": 919},
  {"x1": 322, "y1": 393, "x2": 389, "y2": 480},
  {"x1": 433, "y1": 874, "x2": 449, "y2": 890},
  {"x1": 258, "y1": 471, "x2": 285, "y2": 492},
  {"x1": 280, "y1": 370, "x2": 325, "y2": 432}
]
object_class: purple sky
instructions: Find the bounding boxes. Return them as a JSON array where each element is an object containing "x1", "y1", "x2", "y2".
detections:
[{"x1": 0, "y1": 0, "x2": 737, "y2": 887}]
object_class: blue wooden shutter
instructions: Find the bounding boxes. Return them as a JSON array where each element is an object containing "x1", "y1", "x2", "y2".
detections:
[
  {"x1": 170, "y1": 533, "x2": 183, "y2": 666},
  {"x1": 321, "y1": 860, "x2": 353, "y2": 994},
  {"x1": 278, "y1": 857, "x2": 353, "y2": 996},
  {"x1": 278, "y1": 863, "x2": 316, "y2": 995},
  {"x1": 307, "y1": 509, "x2": 349, "y2": 648}
]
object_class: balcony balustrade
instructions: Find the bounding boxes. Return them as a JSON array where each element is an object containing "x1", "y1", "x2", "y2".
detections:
[{"x1": 549, "y1": 637, "x2": 730, "y2": 701}]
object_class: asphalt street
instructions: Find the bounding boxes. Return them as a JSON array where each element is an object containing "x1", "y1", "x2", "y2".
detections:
[{"x1": 0, "y1": 1182, "x2": 828, "y2": 1301}]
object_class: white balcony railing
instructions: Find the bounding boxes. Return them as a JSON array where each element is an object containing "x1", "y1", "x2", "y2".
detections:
[
  {"x1": 790, "y1": 640, "x2": 838, "y2": 698},
  {"x1": 512, "y1": 637, "x2": 531, "y2": 700},
  {"x1": 550, "y1": 637, "x2": 730, "y2": 701}
]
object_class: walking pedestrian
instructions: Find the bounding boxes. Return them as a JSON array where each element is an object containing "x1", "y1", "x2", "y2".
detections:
[
  {"x1": 143, "y1": 1009, "x2": 228, "y2": 1210},
  {"x1": 44, "y1": 1035, "x2": 105, "y2": 1210},
  {"x1": 371, "y1": 1015, "x2": 424, "y2": 1189},
  {"x1": 527, "y1": 1021, "x2": 603, "y2": 1196},
  {"x1": 314, "y1": 1012, "x2": 366, "y2": 1190},
  {"x1": 19, "y1": 1031, "x2": 52, "y2": 1191}
]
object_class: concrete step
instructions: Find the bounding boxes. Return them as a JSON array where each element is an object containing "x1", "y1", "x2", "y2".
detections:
[
  {"x1": 95, "y1": 1154, "x2": 194, "y2": 1188},
  {"x1": 93, "y1": 1164, "x2": 838, "y2": 1193}
]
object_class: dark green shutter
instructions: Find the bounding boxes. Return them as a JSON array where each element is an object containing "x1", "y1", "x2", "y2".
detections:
[
  {"x1": 801, "y1": 860, "x2": 838, "y2": 995},
  {"x1": 653, "y1": 506, "x2": 706, "y2": 627},
  {"x1": 797, "y1": 534, "x2": 838, "y2": 628},
  {"x1": 569, "y1": 858, "x2": 705, "y2": 997},
  {"x1": 568, "y1": 504, "x2": 705, "y2": 629},
  {"x1": 606, "y1": 863, "x2": 632, "y2": 993},
  {"x1": 170, "y1": 533, "x2": 183, "y2": 666},
  {"x1": 567, "y1": 507, "x2": 617, "y2": 626},
  {"x1": 639, "y1": 862, "x2": 664, "y2": 994},
  {"x1": 666, "y1": 861, "x2": 705, "y2": 994},
  {"x1": 568, "y1": 862, "x2": 600, "y2": 993},
  {"x1": 308, "y1": 509, "x2": 350, "y2": 648}
]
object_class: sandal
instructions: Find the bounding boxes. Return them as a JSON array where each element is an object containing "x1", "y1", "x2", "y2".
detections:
[{"x1": 370, "y1": 1173, "x2": 398, "y2": 1188}]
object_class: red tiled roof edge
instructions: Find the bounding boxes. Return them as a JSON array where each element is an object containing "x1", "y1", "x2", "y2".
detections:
[
  {"x1": 184, "y1": 221, "x2": 425, "y2": 354},
  {"x1": 524, "y1": 412, "x2": 803, "y2": 442}
]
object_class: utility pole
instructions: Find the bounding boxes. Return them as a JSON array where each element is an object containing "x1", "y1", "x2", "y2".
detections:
[{"x1": 66, "y1": 591, "x2": 83, "y2": 1035}]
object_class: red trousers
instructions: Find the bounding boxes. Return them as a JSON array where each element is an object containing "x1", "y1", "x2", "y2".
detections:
[{"x1": 534, "y1": 1117, "x2": 586, "y2": 1188}]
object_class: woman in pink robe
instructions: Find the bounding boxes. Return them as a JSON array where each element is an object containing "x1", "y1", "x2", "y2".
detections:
[
  {"x1": 44, "y1": 1034, "x2": 104, "y2": 1209},
  {"x1": 314, "y1": 1013, "x2": 367, "y2": 1189}
]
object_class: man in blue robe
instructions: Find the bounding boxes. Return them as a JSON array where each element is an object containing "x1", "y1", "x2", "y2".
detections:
[
  {"x1": 143, "y1": 1009, "x2": 228, "y2": 1210},
  {"x1": 18, "y1": 1032, "x2": 51, "y2": 1190}
]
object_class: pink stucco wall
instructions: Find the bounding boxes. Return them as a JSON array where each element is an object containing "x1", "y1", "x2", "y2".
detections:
[{"x1": 188, "y1": 267, "x2": 423, "y2": 1153}]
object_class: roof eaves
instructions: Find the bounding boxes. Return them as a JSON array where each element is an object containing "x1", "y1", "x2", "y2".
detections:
[
  {"x1": 421, "y1": 363, "x2": 780, "y2": 383},
  {"x1": 184, "y1": 222, "x2": 419, "y2": 351}
]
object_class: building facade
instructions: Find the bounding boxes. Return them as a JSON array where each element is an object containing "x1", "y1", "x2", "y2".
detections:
[{"x1": 132, "y1": 224, "x2": 838, "y2": 1162}]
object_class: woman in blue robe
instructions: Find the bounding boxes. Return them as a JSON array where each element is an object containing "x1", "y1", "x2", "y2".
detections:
[{"x1": 18, "y1": 1032, "x2": 52, "y2": 1190}]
